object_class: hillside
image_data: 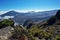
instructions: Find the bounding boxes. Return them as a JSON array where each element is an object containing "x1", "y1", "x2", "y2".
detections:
[
  {"x1": 0, "y1": 10, "x2": 60, "y2": 40},
  {"x1": 0, "y1": 10, "x2": 57, "y2": 25}
]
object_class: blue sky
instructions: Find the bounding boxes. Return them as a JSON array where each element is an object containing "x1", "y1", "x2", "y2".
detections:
[{"x1": 0, "y1": 0, "x2": 60, "y2": 11}]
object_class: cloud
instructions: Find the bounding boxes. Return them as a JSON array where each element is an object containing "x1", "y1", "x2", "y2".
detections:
[
  {"x1": 14, "y1": 9, "x2": 56, "y2": 12},
  {"x1": 0, "y1": 9, "x2": 44, "y2": 15},
  {"x1": 0, "y1": 9, "x2": 55, "y2": 15},
  {"x1": 3, "y1": 16, "x2": 14, "y2": 19},
  {"x1": 0, "y1": 11, "x2": 7, "y2": 15},
  {"x1": 0, "y1": 9, "x2": 14, "y2": 15},
  {"x1": 12, "y1": 9, "x2": 58, "y2": 13}
]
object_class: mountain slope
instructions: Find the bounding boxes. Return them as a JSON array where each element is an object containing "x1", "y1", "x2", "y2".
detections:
[
  {"x1": 0, "y1": 10, "x2": 57, "y2": 25},
  {"x1": 36, "y1": 10, "x2": 60, "y2": 28}
]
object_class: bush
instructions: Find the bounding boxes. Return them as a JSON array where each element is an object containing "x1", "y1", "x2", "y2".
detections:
[
  {"x1": 52, "y1": 34, "x2": 60, "y2": 40},
  {"x1": 0, "y1": 19, "x2": 14, "y2": 29},
  {"x1": 29, "y1": 27, "x2": 52, "y2": 39}
]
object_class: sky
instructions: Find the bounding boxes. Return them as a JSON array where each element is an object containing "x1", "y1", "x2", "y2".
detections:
[{"x1": 0, "y1": 0, "x2": 60, "y2": 14}]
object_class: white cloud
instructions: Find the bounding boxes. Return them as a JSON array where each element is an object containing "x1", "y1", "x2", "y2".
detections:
[
  {"x1": 14, "y1": 8, "x2": 57, "y2": 12},
  {"x1": 0, "y1": 9, "x2": 44, "y2": 15},
  {"x1": 2, "y1": 16, "x2": 14, "y2": 19},
  {"x1": 10, "y1": 9, "x2": 57, "y2": 13},
  {"x1": 0, "y1": 11, "x2": 6, "y2": 15},
  {"x1": 0, "y1": 9, "x2": 56, "y2": 15},
  {"x1": 0, "y1": 9, "x2": 14, "y2": 15}
]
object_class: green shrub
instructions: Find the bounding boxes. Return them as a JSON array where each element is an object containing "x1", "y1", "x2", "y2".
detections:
[{"x1": 0, "y1": 19, "x2": 14, "y2": 29}]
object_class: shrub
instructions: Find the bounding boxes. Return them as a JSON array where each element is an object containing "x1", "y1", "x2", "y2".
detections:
[{"x1": 0, "y1": 19, "x2": 14, "y2": 29}]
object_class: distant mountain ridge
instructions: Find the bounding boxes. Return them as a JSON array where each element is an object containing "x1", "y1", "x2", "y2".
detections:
[{"x1": 0, "y1": 10, "x2": 58, "y2": 25}]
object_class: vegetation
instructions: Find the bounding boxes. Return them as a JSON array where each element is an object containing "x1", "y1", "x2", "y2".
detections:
[
  {"x1": 11, "y1": 25, "x2": 35, "y2": 40},
  {"x1": 0, "y1": 19, "x2": 14, "y2": 29},
  {"x1": 0, "y1": 10, "x2": 60, "y2": 40}
]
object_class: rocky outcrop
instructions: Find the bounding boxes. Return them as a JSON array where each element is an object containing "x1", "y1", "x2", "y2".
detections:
[
  {"x1": 56, "y1": 10, "x2": 60, "y2": 20},
  {"x1": 0, "y1": 26, "x2": 14, "y2": 40}
]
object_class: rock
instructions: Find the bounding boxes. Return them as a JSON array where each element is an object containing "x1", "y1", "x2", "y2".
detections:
[
  {"x1": 56, "y1": 10, "x2": 60, "y2": 20},
  {"x1": 0, "y1": 26, "x2": 14, "y2": 40}
]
